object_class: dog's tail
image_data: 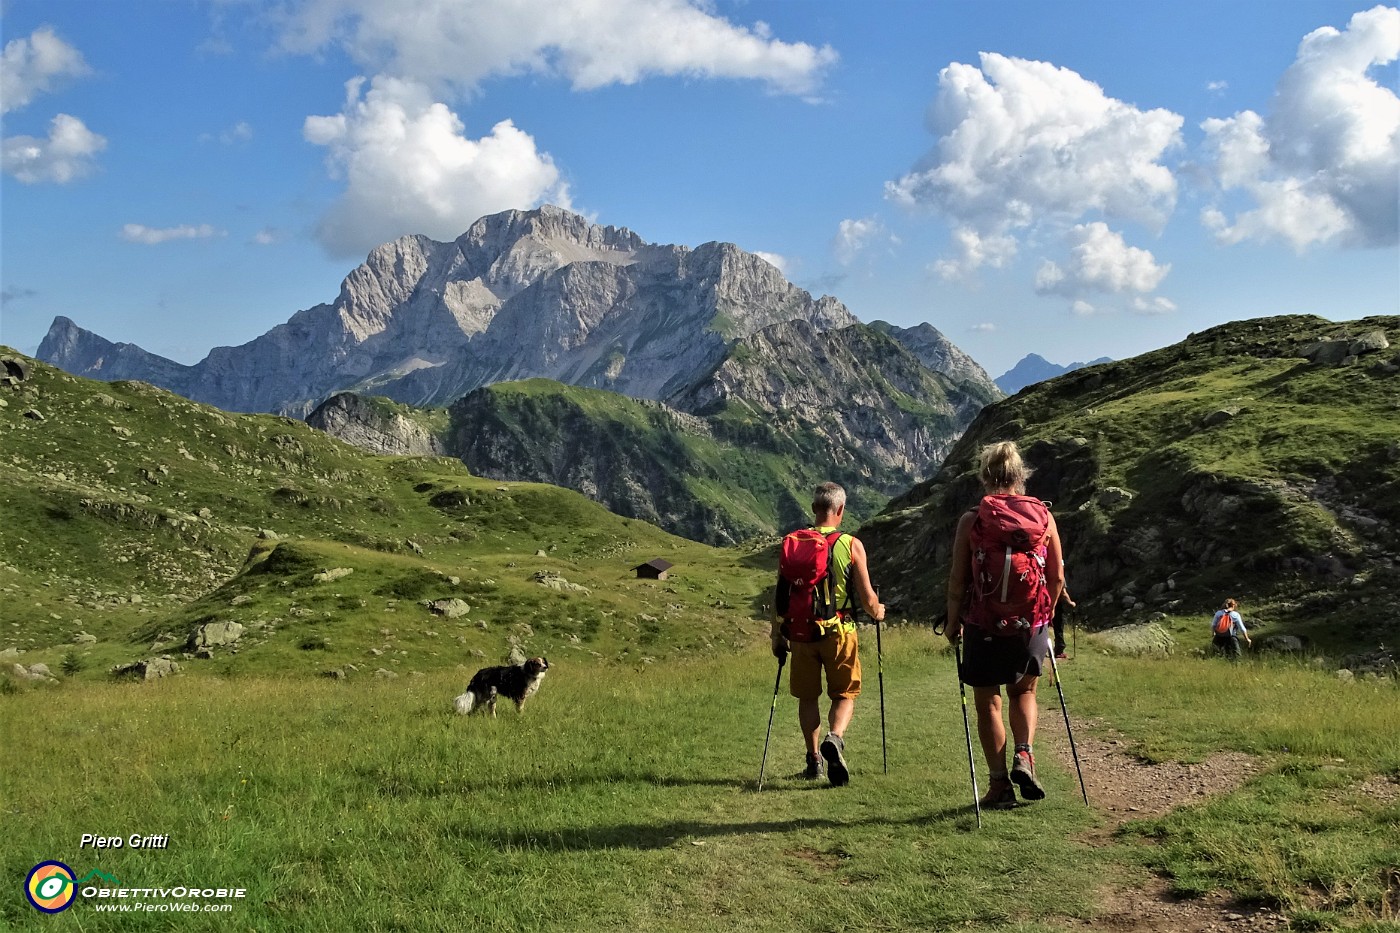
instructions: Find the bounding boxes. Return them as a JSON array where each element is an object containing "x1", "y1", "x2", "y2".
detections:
[{"x1": 453, "y1": 690, "x2": 476, "y2": 715}]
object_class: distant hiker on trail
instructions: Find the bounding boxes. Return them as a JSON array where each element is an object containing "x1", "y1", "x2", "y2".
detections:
[
  {"x1": 1211, "y1": 598, "x2": 1251, "y2": 660},
  {"x1": 945, "y1": 441, "x2": 1065, "y2": 809},
  {"x1": 772, "y1": 482, "x2": 886, "y2": 786},
  {"x1": 1052, "y1": 587, "x2": 1076, "y2": 660}
]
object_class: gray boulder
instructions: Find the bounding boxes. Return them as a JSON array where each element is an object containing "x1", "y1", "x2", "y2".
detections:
[
  {"x1": 111, "y1": 657, "x2": 181, "y2": 681},
  {"x1": 1095, "y1": 622, "x2": 1175, "y2": 656},
  {"x1": 1260, "y1": 634, "x2": 1305, "y2": 653},
  {"x1": 11, "y1": 663, "x2": 57, "y2": 683},
  {"x1": 1349, "y1": 330, "x2": 1390, "y2": 355},
  {"x1": 531, "y1": 571, "x2": 590, "y2": 594},
  {"x1": 188, "y1": 621, "x2": 245, "y2": 650},
  {"x1": 425, "y1": 598, "x2": 470, "y2": 618},
  {"x1": 1303, "y1": 339, "x2": 1352, "y2": 365},
  {"x1": 1202, "y1": 406, "x2": 1242, "y2": 427},
  {"x1": 1096, "y1": 486, "x2": 1135, "y2": 508}
]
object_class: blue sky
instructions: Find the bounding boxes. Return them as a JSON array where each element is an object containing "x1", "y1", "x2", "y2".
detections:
[{"x1": 2, "y1": 0, "x2": 1397, "y2": 379}]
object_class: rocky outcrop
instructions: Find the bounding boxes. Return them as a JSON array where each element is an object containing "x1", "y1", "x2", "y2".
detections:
[
  {"x1": 871, "y1": 321, "x2": 1002, "y2": 402},
  {"x1": 672, "y1": 320, "x2": 989, "y2": 474},
  {"x1": 306, "y1": 393, "x2": 446, "y2": 456}
]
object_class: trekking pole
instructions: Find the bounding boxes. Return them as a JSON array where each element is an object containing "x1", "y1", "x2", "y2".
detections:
[
  {"x1": 757, "y1": 651, "x2": 786, "y2": 790},
  {"x1": 874, "y1": 589, "x2": 888, "y2": 775},
  {"x1": 954, "y1": 643, "x2": 982, "y2": 829},
  {"x1": 1047, "y1": 650, "x2": 1089, "y2": 805}
]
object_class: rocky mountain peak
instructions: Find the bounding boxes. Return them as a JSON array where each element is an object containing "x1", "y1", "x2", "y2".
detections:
[
  {"x1": 456, "y1": 206, "x2": 649, "y2": 296},
  {"x1": 870, "y1": 320, "x2": 1001, "y2": 402},
  {"x1": 37, "y1": 206, "x2": 967, "y2": 418}
]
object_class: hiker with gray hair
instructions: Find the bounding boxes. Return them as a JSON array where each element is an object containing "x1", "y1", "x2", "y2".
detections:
[{"x1": 945, "y1": 441, "x2": 1065, "y2": 808}]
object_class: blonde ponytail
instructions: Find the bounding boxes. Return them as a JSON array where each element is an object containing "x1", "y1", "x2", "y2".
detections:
[{"x1": 979, "y1": 441, "x2": 1032, "y2": 493}]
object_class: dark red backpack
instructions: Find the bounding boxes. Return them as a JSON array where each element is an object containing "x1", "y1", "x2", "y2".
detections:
[
  {"x1": 775, "y1": 529, "x2": 848, "y2": 642},
  {"x1": 966, "y1": 495, "x2": 1053, "y2": 636}
]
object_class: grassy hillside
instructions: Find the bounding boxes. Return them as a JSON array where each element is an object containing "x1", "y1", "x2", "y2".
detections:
[
  {"x1": 0, "y1": 352, "x2": 774, "y2": 681},
  {"x1": 442, "y1": 378, "x2": 895, "y2": 544},
  {"x1": 860, "y1": 314, "x2": 1400, "y2": 657}
]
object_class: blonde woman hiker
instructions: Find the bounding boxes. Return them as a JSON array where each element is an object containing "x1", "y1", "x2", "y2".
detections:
[
  {"x1": 1210, "y1": 598, "x2": 1251, "y2": 660},
  {"x1": 945, "y1": 441, "x2": 1065, "y2": 808}
]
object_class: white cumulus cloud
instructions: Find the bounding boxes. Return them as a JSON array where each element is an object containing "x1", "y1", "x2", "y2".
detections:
[
  {"x1": 832, "y1": 217, "x2": 887, "y2": 266},
  {"x1": 120, "y1": 223, "x2": 224, "y2": 244},
  {"x1": 1, "y1": 26, "x2": 90, "y2": 115},
  {"x1": 887, "y1": 52, "x2": 1183, "y2": 279},
  {"x1": 1034, "y1": 222, "x2": 1172, "y2": 311},
  {"x1": 1201, "y1": 5, "x2": 1400, "y2": 250},
  {"x1": 2, "y1": 113, "x2": 106, "y2": 184},
  {"x1": 932, "y1": 226, "x2": 1019, "y2": 280},
  {"x1": 275, "y1": 0, "x2": 836, "y2": 96},
  {"x1": 304, "y1": 75, "x2": 571, "y2": 258},
  {"x1": 752, "y1": 251, "x2": 790, "y2": 275}
]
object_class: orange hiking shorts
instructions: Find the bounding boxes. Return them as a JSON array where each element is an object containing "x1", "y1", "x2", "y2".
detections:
[{"x1": 790, "y1": 627, "x2": 861, "y2": 701}]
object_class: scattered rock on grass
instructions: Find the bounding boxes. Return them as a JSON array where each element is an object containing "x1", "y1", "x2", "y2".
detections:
[
  {"x1": 111, "y1": 657, "x2": 180, "y2": 681},
  {"x1": 425, "y1": 598, "x2": 470, "y2": 618}
]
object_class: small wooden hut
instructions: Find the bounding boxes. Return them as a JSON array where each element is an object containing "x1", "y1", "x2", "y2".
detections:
[{"x1": 633, "y1": 558, "x2": 674, "y2": 580}]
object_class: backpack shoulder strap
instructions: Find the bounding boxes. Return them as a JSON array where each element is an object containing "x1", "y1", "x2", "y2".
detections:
[{"x1": 826, "y1": 531, "x2": 857, "y2": 612}]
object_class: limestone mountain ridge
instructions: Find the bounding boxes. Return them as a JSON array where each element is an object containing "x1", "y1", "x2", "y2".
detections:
[{"x1": 38, "y1": 206, "x2": 869, "y2": 416}]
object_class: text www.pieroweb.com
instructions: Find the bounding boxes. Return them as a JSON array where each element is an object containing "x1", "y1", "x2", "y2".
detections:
[{"x1": 92, "y1": 902, "x2": 234, "y2": 913}]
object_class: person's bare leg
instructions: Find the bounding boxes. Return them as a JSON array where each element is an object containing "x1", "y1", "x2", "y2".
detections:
[
  {"x1": 827, "y1": 696, "x2": 854, "y2": 738},
  {"x1": 972, "y1": 686, "x2": 1006, "y2": 774},
  {"x1": 1008, "y1": 677, "x2": 1038, "y2": 748},
  {"x1": 799, "y1": 698, "x2": 821, "y2": 757}
]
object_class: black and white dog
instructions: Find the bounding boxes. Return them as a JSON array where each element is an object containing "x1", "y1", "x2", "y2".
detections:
[{"x1": 454, "y1": 657, "x2": 549, "y2": 717}]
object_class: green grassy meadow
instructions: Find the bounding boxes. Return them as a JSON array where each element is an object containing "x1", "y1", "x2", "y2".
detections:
[{"x1": 5, "y1": 630, "x2": 1398, "y2": 931}]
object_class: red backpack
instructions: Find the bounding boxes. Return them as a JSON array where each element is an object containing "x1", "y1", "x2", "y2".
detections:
[
  {"x1": 966, "y1": 495, "x2": 1052, "y2": 636},
  {"x1": 1213, "y1": 611, "x2": 1235, "y2": 635},
  {"x1": 775, "y1": 529, "x2": 849, "y2": 642}
]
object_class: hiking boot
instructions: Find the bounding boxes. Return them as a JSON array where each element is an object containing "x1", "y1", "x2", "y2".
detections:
[
  {"x1": 1055, "y1": 651, "x2": 1069, "y2": 660},
  {"x1": 820, "y1": 733, "x2": 849, "y2": 786},
  {"x1": 980, "y1": 775, "x2": 1016, "y2": 809},
  {"x1": 803, "y1": 751, "x2": 824, "y2": 779},
  {"x1": 1011, "y1": 749, "x2": 1046, "y2": 800}
]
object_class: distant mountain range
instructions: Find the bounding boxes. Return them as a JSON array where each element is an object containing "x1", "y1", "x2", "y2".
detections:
[
  {"x1": 39, "y1": 205, "x2": 999, "y2": 417},
  {"x1": 37, "y1": 206, "x2": 1001, "y2": 543},
  {"x1": 994, "y1": 353, "x2": 1113, "y2": 395}
]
